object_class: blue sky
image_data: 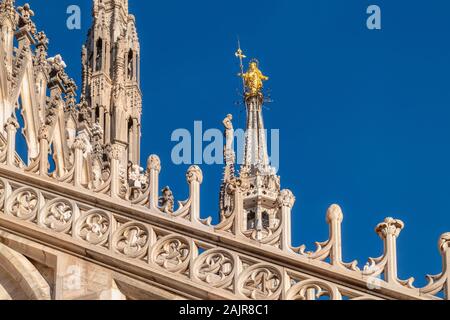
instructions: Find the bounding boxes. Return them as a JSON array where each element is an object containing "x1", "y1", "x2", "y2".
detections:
[{"x1": 17, "y1": 0, "x2": 450, "y2": 287}]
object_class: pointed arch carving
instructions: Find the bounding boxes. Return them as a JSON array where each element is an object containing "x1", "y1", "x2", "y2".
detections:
[{"x1": 0, "y1": 242, "x2": 51, "y2": 300}]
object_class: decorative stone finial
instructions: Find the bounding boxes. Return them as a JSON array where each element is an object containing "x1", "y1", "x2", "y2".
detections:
[
  {"x1": 439, "y1": 233, "x2": 450, "y2": 253},
  {"x1": 109, "y1": 144, "x2": 122, "y2": 161},
  {"x1": 4, "y1": 117, "x2": 19, "y2": 131},
  {"x1": 73, "y1": 137, "x2": 87, "y2": 152},
  {"x1": 147, "y1": 155, "x2": 161, "y2": 172},
  {"x1": 187, "y1": 165, "x2": 203, "y2": 184},
  {"x1": 38, "y1": 125, "x2": 50, "y2": 141},
  {"x1": 17, "y1": 3, "x2": 35, "y2": 32},
  {"x1": 326, "y1": 204, "x2": 344, "y2": 223},
  {"x1": 35, "y1": 31, "x2": 48, "y2": 48},
  {"x1": 277, "y1": 189, "x2": 296, "y2": 209},
  {"x1": 18, "y1": 3, "x2": 34, "y2": 19},
  {"x1": 375, "y1": 217, "x2": 404, "y2": 239}
]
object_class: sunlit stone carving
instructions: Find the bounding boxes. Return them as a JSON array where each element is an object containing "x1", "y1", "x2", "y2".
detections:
[
  {"x1": 193, "y1": 249, "x2": 235, "y2": 289},
  {"x1": 238, "y1": 264, "x2": 282, "y2": 300},
  {"x1": 113, "y1": 222, "x2": 150, "y2": 259},
  {"x1": 75, "y1": 210, "x2": 111, "y2": 246},
  {"x1": 6, "y1": 187, "x2": 41, "y2": 221},
  {"x1": 40, "y1": 198, "x2": 76, "y2": 233},
  {"x1": 0, "y1": 0, "x2": 446, "y2": 301},
  {"x1": 151, "y1": 235, "x2": 191, "y2": 274}
]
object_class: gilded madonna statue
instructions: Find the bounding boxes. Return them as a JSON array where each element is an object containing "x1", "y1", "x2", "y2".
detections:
[{"x1": 239, "y1": 59, "x2": 269, "y2": 96}]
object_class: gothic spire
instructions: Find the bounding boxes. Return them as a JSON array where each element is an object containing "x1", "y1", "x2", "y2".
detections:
[
  {"x1": 82, "y1": 0, "x2": 142, "y2": 166},
  {"x1": 217, "y1": 47, "x2": 284, "y2": 242},
  {"x1": 239, "y1": 58, "x2": 273, "y2": 176}
]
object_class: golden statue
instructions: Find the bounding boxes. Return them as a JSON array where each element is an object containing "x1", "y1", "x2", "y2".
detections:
[{"x1": 239, "y1": 59, "x2": 269, "y2": 97}]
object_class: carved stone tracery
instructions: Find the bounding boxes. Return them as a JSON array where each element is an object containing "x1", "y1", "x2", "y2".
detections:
[
  {"x1": 113, "y1": 222, "x2": 150, "y2": 259},
  {"x1": 6, "y1": 187, "x2": 40, "y2": 221},
  {"x1": 75, "y1": 210, "x2": 111, "y2": 246},
  {"x1": 0, "y1": 0, "x2": 447, "y2": 301},
  {"x1": 40, "y1": 198, "x2": 75, "y2": 233},
  {"x1": 193, "y1": 249, "x2": 235, "y2": 289},
  {"x1": 151, "y1": 235, "x2": 191, "y2": 274},
  {"x1": 238, "y1": 264, "x2": 282, "y2": 300}
]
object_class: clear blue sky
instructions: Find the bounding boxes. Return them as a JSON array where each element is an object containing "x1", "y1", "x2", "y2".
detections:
[{"x1": 18, "y1": 0, "x2": 450, "y2": 287}]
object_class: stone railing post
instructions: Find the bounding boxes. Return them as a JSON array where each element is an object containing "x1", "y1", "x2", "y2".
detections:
[
  {"x1": 278, "y1": 189, "x2": 295, "y2": 251},
  {"x1": 4, "y1": 117, "x2": 19, "y2": 167},
  {"x1": 439, "y1": 233, "x2": 450, "y2": 299},
  {"x1": 376, "y1": 217, "x2": 404, "y2": 284},
  {"x1": 147, "y1": 155, "x2": 161, "y2": 210},
  {"x1": 73, "y1": 137, "x2": 86, "y2": 188},
  {"x1": 326, "y1": 204, "x2": 344, "y2": 265},
  {"x1": 109, "y1": 144, "x2": 122, "y2": 199},
  {"x1": 233, "y1": 186, "x2": 245, "y2": 236},
  {"x1": 186, "y1": 165, "x2": 203, "y2": 223},
  {"x1": 38, "y1": 125, "x2": 50, "y2": 177}
]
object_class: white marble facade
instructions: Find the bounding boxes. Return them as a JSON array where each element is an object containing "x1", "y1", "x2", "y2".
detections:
[{"x1": 0, "y1": 0, "x2": 448, "y2": 300}]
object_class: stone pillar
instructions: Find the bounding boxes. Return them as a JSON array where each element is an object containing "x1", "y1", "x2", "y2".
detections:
[
  {"x1": 105, "y1": 41, "x2": 111, "y2": 75},
  {"x1": 73, "y1": 137, "x2": 86, "y2": 188},
  {"x1": 0, "y1": 4, "x2": 20, "y2": 132},
  {"x1": 306, "y1": 288, "x2": 316, "y2": 300},
  {"x1": 233, "y1": 186, "x2": 245, "y2": 236},
  {"x1": 38, "y1": 126, "x2": 50, "y2": 177},
  {"x1": 0, "y1": 2, "x2": 16, "y2": 73},
  {"x1": 4, "y1": 117, "x2": 19, "y2": 167},
  {"x1": 278, "y1": 189, "x2": 295, "y2": 251},
  {"x1": 147, "y1": 155, "x2": 161, "y2": 210},
  {"x1": 186, "y1": 165, "x2": 203, "y2": 224},
  {"x1": 133, "y1": 51, "x2": 137, "y2": 81},
  {"x1": 110, "y1": 145, "x2": 121, "y2": 199},
  {"x1": 326, "y1": 204, "x2": 344, "y2": 265},
  {"x1": 110, "y1": 139, "x2": 127, "y2": 170},
  {"x1": 376, "y1": 217, "x2": 404, "y2": 284},
  {"x1": 105, "y1": 111, "x2": 111, "y2": 144},
  {"x1": 136, "y1": 123, "x2": 141, "y2": 165},
  {"x1": 99, "y1": 106, "x2": 105, "y2": 131},
  {"x1": 132, "y1": 118, "x2": 139, "y2": 164},
  {"x1": 109, "y1": 144, "x2": 122, "y2": 199},
  {"x1": 127, "y1": 118, "x2": 139, "y2": 164},
  {"x1": 439, "y1": 233, "x2": 450, "y2": 300}
]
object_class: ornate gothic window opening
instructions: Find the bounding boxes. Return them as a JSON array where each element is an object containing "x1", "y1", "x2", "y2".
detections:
[
  {"x1": 127, "y1": 49, "x2": 134, "y2": 80},
  {"x1": 262, "y1": 211, "x2": 270, "y2": 229},
  {"x1": 95, "y1": 105, "x2": 100, "y2": 121},
  {"x1": 247, "y1": 211, "x2": 256, "y2": 230},
  {"x1": 95, "y1": 38, "x2": 103, "y2": 72}
]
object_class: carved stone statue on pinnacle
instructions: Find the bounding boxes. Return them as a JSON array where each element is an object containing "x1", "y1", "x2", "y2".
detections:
[{"x1": 223, "y1": 114, "x2": 234, "y2": 153}]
